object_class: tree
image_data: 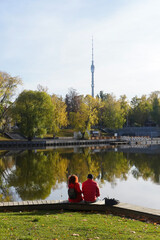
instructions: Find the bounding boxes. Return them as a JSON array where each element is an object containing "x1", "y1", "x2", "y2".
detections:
[
  {"x1": 129, "y1": 95, "x2": 152, "y2": 126},
  {"x1": 151, "y1": 96, "x2": 160, "y2": 125},
  {"x1": 119, "y1": 95, "x2": 130, "y2": 127},
  {"x1": 102, "y1": 94, "x2": 126, "y2": 129},
  {"x1": 65, "y1": 88, "x2": 82, "y2": 115},
  {"x1": 148, "y1": 91, "x2": 160, "y2": 126},
  {"x1": 12, "y1": 90, "x2": 54, "y2": 140},
  {"x1": 149, "y1": 91, "x2": 160, "y2": 101},
  {"x1": 51, "y1": 94, "x2": 68, "y2": 137},
  {"x1": 97, "y1": 90, "x2": 107, "y2": 101},
  {"x1": 96, "y1": 98, "x2": 105, "y2": 127},
  {"x1": 37, "y1": 84, "x2": 48, "y2": 93},
  {"x1": 0, "y1": 71, "x2": 22, "y2": 131},
  {"x1": 70, "y1": 95, "x2": 99, "y2": 139}
]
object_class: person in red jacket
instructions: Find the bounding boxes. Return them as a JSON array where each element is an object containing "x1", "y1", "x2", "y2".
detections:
[
  {"x1": 68, "y1": 175, "x2": 83, "y2": 203},
  {"x1": 82, "y1": 174, "x2": 100, "y2": 203}
]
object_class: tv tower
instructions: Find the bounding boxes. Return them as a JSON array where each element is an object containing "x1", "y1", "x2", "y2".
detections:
[{"x1": 91, "y1": 37, "x2": 95, "y2": 98}]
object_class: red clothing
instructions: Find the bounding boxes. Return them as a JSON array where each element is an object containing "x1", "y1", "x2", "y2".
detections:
[
  {"x1": 82, "y1": 179, "x2": 100, "y2": 202},
  {"x1": 68, "y1": 182, "x2": 83, "y2": 203}
]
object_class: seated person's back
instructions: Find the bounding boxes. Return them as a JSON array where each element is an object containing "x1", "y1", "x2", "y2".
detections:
[
  {"x1": 68, "y1": 175, "x2": 83, "y2": 203},
  {"x1": 82, "y1": 174, "x2": 100, "y2": 202}
]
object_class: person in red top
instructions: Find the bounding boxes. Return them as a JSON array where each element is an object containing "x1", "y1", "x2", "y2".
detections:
[
  {"x1": 82, "y1": 174, "x2": 100, "y2": 203},
  {"x1": 68, "y1": 175, "x2": 83, "y2": 203}
]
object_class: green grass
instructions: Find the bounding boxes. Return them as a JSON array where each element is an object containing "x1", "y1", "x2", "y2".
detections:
[
  {"x1": 57, "y1": 129, "x2": 74, "y2": 137},
  {"x1": 0, "y1": 210, "x2": 159, "y2": 239},
  {"x1": 45, "y1": 129, "x2": 74, "y2": 138}
]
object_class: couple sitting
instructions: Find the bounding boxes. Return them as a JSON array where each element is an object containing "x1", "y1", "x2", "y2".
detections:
[{"x1": 68, "y1": 174, "x2": 100, "y2": 203}]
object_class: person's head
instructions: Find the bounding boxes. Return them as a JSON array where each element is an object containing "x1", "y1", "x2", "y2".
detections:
[
  {"x1": 68, "y1": 175, "x2": 78, "y2": 184},
  {"x1": 87, "y1": 174, "x2": 93, "y2": 179}
]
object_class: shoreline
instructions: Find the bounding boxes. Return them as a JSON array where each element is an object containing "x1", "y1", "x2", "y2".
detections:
[
  {"x1": 0, "y1": 200, "x2": 159, "y2": 223},
  {"x1": 0, "y1": 136, "x2": 160, "y2": 149},
  {"x1": 0, "y1": 138, "x2": 128, "y2": 149}
]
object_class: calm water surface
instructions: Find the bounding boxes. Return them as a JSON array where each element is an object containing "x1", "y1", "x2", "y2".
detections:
[{"x1": 0, "y1": 145, "x2": 159, "y2": 209}]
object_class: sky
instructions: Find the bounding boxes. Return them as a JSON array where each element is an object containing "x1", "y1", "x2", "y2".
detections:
[{"x1": 1, "y1": 0, "x2": 160, "y2": 100}]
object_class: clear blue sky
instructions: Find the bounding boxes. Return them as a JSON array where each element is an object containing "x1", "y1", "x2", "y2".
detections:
[{"x1": 1, "y1": 0, "x2": 160, "y2": 100}]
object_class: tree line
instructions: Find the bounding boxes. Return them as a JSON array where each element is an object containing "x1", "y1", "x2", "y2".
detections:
[{"x1": 1, "y1": 71, "x2": 160, "y2": 140}]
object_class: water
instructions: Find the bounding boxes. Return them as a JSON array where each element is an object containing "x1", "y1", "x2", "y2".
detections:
[{"x1": 0, "y1": 145, "x2": 159, "y2": 210}]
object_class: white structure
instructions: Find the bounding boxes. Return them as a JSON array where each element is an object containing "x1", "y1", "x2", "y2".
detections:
[{"x1": 91, "y1": 37, "x2": 95, "y2": 98}]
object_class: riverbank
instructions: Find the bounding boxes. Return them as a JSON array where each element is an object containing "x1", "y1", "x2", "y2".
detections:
[
  {"x1": 0, "y1": 137, "x2": 128, "y2": 149},
  {"x1": 0, "y1": 210, "x2": 159, "y2": 239},
  {"x1": 1, "y1": 200, "x2": 160, "y2": 223},
  {"x1": 1, "y1": 135, "x2": 160, "y2": 150}
]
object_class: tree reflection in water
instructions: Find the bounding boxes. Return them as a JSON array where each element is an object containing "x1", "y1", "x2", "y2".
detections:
[{"x1": 0, "y1": 147, "x2": 159, "y2": 201}]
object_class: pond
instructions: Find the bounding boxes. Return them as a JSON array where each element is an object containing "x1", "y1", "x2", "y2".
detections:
[{"x1": 0, "y1": 145, "x2": 159, "y2": 210}]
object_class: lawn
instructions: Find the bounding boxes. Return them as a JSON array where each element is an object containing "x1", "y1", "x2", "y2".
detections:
[
  {"x1": 0, "y1": 210, "x2": 159, "y2": 240},
  {"x1": 45, "y1": 129, "x2": 74, "y2": 138}
]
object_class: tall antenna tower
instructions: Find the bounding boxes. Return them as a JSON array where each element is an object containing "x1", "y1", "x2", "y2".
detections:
[{"x1": 91, "y1": 37, "x2": 95, "y2": 98}]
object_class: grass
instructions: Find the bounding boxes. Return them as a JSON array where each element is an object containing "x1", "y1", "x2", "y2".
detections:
[
  {"x1": 45, "y1": 129, "x2": 74, "y2": 138},
  {"x1": 57, "y1": 129, "x2": 74, "y2": 137},
  {"x1": 0, "y1": 210, "x2": 159, "y2": 240}
]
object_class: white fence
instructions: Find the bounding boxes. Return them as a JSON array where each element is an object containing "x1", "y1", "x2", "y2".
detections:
[{"x1": 120, "y1": 136, "x2": 160, "y2": 145}]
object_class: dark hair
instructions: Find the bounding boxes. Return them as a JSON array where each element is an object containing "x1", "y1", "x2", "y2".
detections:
[
  {"x1": 68, "y1": 175, "x2": 76, "y2": 184},
  {"x1": 87, "y1": 174, "x2": 93, "y2": 179}
]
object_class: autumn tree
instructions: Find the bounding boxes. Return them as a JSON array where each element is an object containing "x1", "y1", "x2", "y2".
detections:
[
  {"x1": 0, "y1": 71, "x2": 22, "y2": 132},
  {"x1": 119, "y1": 95, "x2": 130, "y2": 127},
  {"x1": 51, "y1": 94, "x2": 68, "y2": 137},
  {"x1": 70, "y1": 95, "x2": 99, "y2": 139},
  {"x1": 95, "y1": 94, "x2": 105, "y2": 127},
  {"x1": 12, "y1": 90, "x2": 54, "y2": 140}
]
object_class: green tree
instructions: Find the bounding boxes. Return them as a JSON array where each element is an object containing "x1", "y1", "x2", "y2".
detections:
[
  {"x1": 96, "y1": 96, "x2": 105, "y2": 127},
  {"x1": 151, "y1": 96, "x2": 160, "y2": 125},
  {"x1": 102, "y1": 94, "x2": 126, "y2": 129},
  {"x1": 12, "y1": 90, "x2": 54, "y2": 140},
  {"x1": 0, "y1": 71, "x2": 22, "y2": 132},
  {"x1": 129, "y1": 95, "x2": 152, "y2": 126}
]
